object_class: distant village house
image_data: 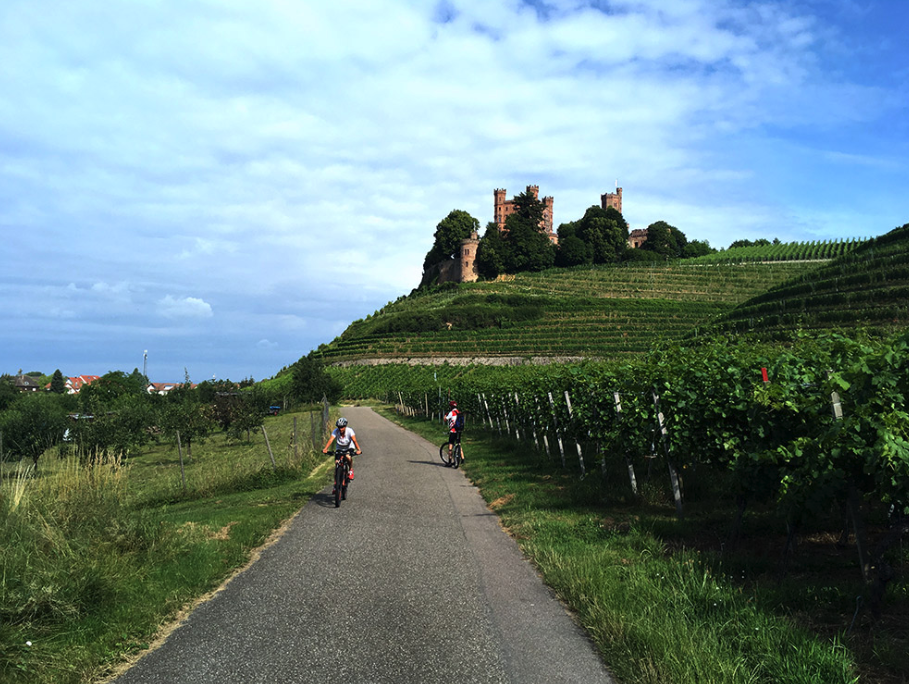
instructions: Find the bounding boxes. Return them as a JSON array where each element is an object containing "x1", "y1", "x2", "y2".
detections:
[{"x1": 14, "y1": 372, "x2": 41, "y2": 392}]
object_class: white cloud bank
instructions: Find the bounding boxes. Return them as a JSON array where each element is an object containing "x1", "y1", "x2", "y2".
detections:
[{"x1": 1, "y1": 0, "x2": 906, "y2": 380}]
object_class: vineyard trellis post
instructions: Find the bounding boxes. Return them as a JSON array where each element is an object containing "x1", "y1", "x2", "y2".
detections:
[
  {"x1": 653, "y1": 390, "x2": 683, "y2": 518},
  {"x1": 512, "y1": 392, "x2": 522, "y2": 441},
  {"x1": 548, "y1": 391, "x2": 566, "y2": 468},
  {"x1": 830, "y1": 377, "x2": 870, "y2": 583},
  {"x1": 565, "y1": 391, "x2": 585, "y2": 475},
  {"x1": 592, "y1": 396, "x2": 605, "y2": 477},
  {"x1": 501, "y1": 394, "x2": 512, "y2": 438},
  {"x1": 614, "y1": 392, "x2": 638, "y2": 496},
  {"x1": 535, "y1": 395, "x2": 551, "y2": 457},
  {"x1": 525, "y1": 393, "x2": 540, "y2": 452}
]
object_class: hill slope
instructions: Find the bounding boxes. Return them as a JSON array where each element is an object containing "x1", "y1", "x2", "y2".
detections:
[
  {"x1": 715, "y1": 223, "x2": 909, "y2": 334},
  {"x1": 313, "y1": 261, "x2": 817, "y2": 364}
]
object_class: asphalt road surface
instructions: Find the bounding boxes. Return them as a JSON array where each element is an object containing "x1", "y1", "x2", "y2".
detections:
[{"x1": 112, "y1": 407, "x2": 615, "y2": 684}]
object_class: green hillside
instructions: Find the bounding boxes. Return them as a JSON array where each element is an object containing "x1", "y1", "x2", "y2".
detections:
[
  {"x1": 687, "y1": 237, "x2": 865, "y2": 264},
  {"x1": 716, "y1": 223, "x2": 909, "y2": 334},
  {"x1": 313, "y1": 261, "x2": 815, "y2": 363}
]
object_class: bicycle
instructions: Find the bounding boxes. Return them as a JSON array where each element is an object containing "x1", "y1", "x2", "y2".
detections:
[
  {"x1": 439, "y1": 432, "x2": 463, "y2": 469},
  {"x1": 333, "y1": 447, "x2": 356, "y2": 507}
]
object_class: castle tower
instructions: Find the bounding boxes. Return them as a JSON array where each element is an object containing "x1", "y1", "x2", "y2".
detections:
[
  {"x1": 542, "y1": 194, "x2": 555, "y2": 241},
  {"x1": 494, "y1": 188, "x2": 508, "y2": 231},
  {"x1": 601, "y1": 186, "x2": 623, "y2": 213},
  {"x1": 459, "y1": 231, "x2": 480, "y2": 283},
  {"x1": 494, "y1": 185, "x2": 556, "y2": 242}
]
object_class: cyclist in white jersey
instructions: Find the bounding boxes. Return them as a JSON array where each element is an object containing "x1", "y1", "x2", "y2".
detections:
[{"x1": 322, "y1": 417, "x2": 362, "y2": 487}]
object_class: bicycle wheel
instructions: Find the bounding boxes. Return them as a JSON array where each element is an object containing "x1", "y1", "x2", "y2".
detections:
[
  {"x1": 452, "y1": 443, "x2": 462, "y2": 469},
  {"x1": 439, "y1": 442, "x2": 451, "y2": 465},
  {"x1": 334, "y1": 465, "x2": 343, "y2": 507}
]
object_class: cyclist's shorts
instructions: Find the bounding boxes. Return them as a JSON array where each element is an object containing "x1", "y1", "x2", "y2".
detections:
[{"x1": 448, "y1": 432, "x2": 460, "y2": 445}]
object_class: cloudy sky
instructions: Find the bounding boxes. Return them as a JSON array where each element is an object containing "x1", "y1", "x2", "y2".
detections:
[{"x1": 2, "y1": 0, "x2": 907, "y2": 383}]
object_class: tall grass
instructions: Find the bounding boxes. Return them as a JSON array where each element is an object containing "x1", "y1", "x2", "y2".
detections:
[{"x1": 0, "y1": 410, "x2": 332, "y2": 683}]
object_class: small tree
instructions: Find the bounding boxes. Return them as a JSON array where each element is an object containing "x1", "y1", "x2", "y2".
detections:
[
  {"x1": 422, "y1": 209, "x2": 480, "y2": 274},
  {"x1": 0, "y1": 375, "x2": 19, "y2": 411},
  {"x1": 683, "y1": 239, "x2": 714, "y2": 258},
  {"x1": 476, "y1": 222, "x2": 506, "y2": 279},
  {"x1": 158, "y1": 399, "x2": 213, "y2": 458},
  {"x1": 50, "y1": 369, "x2": 67, "y2": 394},
  {"x1": 572, "y1": 206, "x2": 628, "y2": 264},
  {"x1": 291, "y1": 354, "x2": 342, "y2": 405},
  {"x1": 642, "y1": 220, "x2": 687, "y2": 259},
  {"x1": 503, "y1": 214, "x2": 555, "y2": 272},
  {"x1": 556, "y1": 234, "x2": 592, "y2": 267},
  {"x1": 0, "y1": 393, "x2": 69, "y2": 470}
]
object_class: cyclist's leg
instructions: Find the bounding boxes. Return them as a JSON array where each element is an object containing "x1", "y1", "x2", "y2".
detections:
[{"x1": 447, "y1": 432, "x2": 456, "y2": 464}]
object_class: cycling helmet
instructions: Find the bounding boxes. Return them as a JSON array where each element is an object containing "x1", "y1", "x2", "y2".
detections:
[
  {"x1": 449, "y1": 400, "x2": 457, "y2": 407},
  {"x1": 336, "y1": 417, "x2": 348, "y2": 428}
]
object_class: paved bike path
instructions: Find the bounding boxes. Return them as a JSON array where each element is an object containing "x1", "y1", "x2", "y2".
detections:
[{"x1": 112, "y1": 407, "x2": 615, "y2": 684}]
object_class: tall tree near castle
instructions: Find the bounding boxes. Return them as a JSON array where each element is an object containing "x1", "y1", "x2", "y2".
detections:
[
  {"x1": 499, "y1": 188, "x2": 555, "y2": 273},
  {"x1": 642, "y1": 220, "x2": 687, "y2": 258},
  {"x1": 476, "y1": 222, "x2": 506, "y2": 278},
  {"x1": 422, "y1": 209, "x2": 480, "y2": 274},
  {"x1": 556, "y1": 205, "x2": 628, "y2": 266}
]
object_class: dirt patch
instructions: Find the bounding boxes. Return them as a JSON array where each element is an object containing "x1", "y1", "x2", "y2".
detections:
[{"x1": 489, "y1": 493, "x2": 515, "y2": 509}]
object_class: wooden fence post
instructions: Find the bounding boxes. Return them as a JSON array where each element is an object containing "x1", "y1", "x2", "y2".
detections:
[
  {"x1": 175, "y1": 430, "x2": 187, "y2": 493},
  {"x1": 262, "y1": 426, "x2": 276, "y2": 470},
  {"x1": 293, "y1": 416, "x2": 298, "y2": 461}
]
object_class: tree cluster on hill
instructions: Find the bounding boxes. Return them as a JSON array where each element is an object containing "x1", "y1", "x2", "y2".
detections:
[
  {"x1": 728, "y1": 238, "x2": 781, "y2": 249},
  {"x1": 420, "y1": 190, "x2": 716, "y2": 282}
]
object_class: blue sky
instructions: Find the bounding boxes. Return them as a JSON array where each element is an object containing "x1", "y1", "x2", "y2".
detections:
[{"x1": 2, "y1": 0, "x2": 907, "y2": 383}]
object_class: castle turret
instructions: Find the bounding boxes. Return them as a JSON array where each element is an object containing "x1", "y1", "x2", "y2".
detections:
[
  {"x1": 459, "y1": 231, "x2": 480, "y2": 283},
  {"x1": 601, "y1": 186, "x2": 623, "y2": 213}
]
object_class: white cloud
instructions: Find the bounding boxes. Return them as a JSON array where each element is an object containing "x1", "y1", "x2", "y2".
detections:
[
  {"x1": 157, "y1": 295, "x2": 214, "y2": 319},
  {"x1": 2, "y1": 0, "x2": 906, "y2": 380}
]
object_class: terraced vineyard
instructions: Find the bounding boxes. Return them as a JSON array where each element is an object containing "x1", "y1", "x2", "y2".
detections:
[
  {"x1": 314, "y1": 261, "x2": 814, "y2": 363},
  {"x1": 688, "y1": 237, "x2": 865, "y2": 264},
  {"x1": 716, "y1": 223, "x2": 909, "y2": 334}
]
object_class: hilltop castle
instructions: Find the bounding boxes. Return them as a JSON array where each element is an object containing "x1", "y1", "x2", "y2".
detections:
[
  {"x1": 494, "y1": 185, "x2": 556, "y2": 242},
  {"x1": 434, "y1": 184, "x2": 639, "y2": 284}
]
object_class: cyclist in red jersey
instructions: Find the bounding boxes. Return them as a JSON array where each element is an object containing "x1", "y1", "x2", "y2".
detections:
[{"x1": 444, "y1": 400, "x2": 465, "y2": 466}]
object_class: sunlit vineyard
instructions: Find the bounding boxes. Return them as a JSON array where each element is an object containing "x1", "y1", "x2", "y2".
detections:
[
  {"x1": 314, "y1": 261, "x2": 812, "y2": 363},
  {"x1": 688, "y1": 236, "x2": 867, "y2": 264},
  {"x1": 329, "y1": 330, "x2": 909, "y2": 619},
  {"x1": 716, "y1": 223, "x2": 909, "y2": 333}
]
